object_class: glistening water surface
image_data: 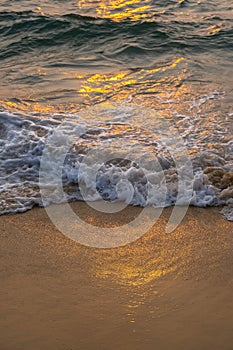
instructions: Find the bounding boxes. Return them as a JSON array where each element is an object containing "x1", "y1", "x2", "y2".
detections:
[{"x1": 0, "y1": 0, "x2": 232, "y2": 218}]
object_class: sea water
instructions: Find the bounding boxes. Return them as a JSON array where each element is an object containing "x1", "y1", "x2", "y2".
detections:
[{"x1": 0, "y1": 0, "x2": 232, "y2": 219}]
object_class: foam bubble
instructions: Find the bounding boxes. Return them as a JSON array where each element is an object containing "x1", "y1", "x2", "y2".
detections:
[{"x1": 0, "y1": 105, "x2": 232, "y2": 219}]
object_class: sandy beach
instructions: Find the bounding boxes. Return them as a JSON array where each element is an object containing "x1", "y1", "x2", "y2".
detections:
[{"x1": 0, "y1": 203, "x2": 233, "y2": 350}]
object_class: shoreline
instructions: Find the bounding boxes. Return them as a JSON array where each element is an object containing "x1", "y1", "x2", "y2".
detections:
[{"x1": 1, "y1": 204, "x2": 233, "y2": 349}]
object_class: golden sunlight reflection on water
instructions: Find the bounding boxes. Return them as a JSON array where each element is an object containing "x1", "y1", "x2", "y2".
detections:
[
  {"x1": 0, "y1": 56, "x2": 187, "y2": 114},
  {"x1": 77, "y1": 0, "x2": 153, "y2": 22},
  {"x1": 77, "y1": 57, "x2": 185, "y2": 102}
]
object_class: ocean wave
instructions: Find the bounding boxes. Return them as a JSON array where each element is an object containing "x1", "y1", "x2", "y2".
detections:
[
  {"x1": 0, "y1": 9, "x2": 232, "y2": 61},
  {"x1": 0, "y1": 1, "x2": 232, "y2": 220},
  {"x1": 0, "y1": 107, "x2": 232, "y2": 217}
]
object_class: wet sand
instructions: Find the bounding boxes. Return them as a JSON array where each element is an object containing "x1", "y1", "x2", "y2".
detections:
[{"x1": 0, "y1": 203, "x2": 233, "y2": 350}]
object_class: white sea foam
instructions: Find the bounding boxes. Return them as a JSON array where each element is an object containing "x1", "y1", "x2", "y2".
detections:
[{"x1": 0, "y1": 103, "x2": 232, "y2": 219}]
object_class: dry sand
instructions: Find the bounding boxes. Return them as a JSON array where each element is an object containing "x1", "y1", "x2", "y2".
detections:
[{"x1": 0, "y1": 203, "x2": 233, "y2": 350}]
